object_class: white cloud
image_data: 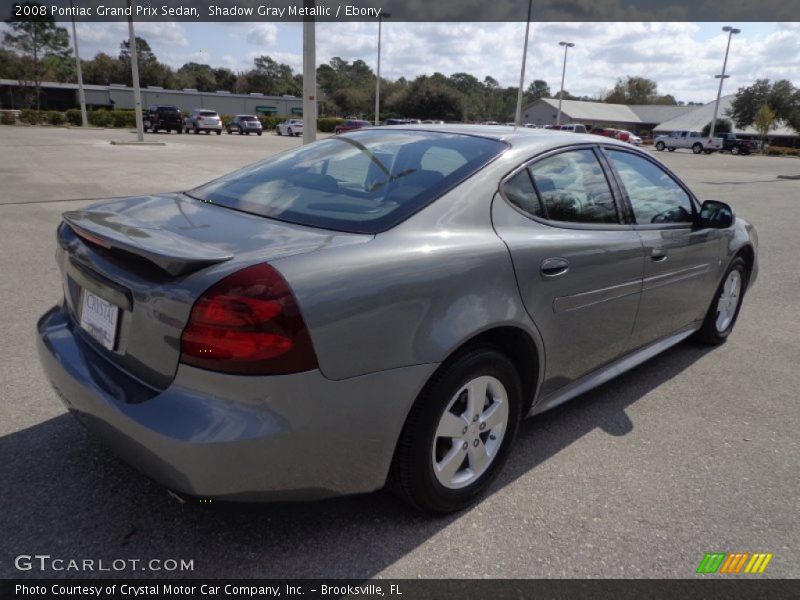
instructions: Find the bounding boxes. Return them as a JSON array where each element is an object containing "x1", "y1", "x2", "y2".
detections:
[{"x1": 245, "y1": 24, "x2": 279, "y2": 47}]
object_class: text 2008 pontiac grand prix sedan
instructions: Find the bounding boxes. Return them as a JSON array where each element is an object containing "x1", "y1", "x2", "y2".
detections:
[{"x1": 37, "y1": 126, "x2": 757, "y2": 513}]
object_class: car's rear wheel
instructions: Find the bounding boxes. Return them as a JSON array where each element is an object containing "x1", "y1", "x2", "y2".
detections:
[
  {"x1": 695, "y1": 257, "x2": 747, "y2": 346},
  {"x1": 668, "y1": 147, "x2": 675, "y2": 152},
  {"x1": 390, "y1": 348, "x2": 522, "y2": 514},
  {"x1": 257, "y1": 132, "x2": 262, "y2": 136},
  {"x1": 655, "y1": 141, "x2": 665, "y2": 151},
  {"x1": 692, "y1": 143, "x2": 703, "y2": 154},
  {"x1": 276, "y1": 128, "x2": 282, "y2": 136},
  {"x1": 732, "y1": 146, "x2": 740, "y2": 155},
  {"x1": 216, "y1": 130, "x2": 221, "y2": 135},
  {"x1": 288, "y1": 128, "x2": 293, "y2": 136}
]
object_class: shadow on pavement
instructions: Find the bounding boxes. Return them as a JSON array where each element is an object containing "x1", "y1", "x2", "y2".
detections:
[{"x1": 0, "y1": 341, "x2": 712, "y2": 579}]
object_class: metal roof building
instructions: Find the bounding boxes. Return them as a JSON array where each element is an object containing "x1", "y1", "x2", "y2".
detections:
[
  {"x1": 0, "y1": 79, "x2": 310, "y2": 117},
  {"x1": 652, "y1": 94, "x2": 798, "y2": 139},
  {"x1": 521, "y1": 98, "x2": 694, "y2": 132}
]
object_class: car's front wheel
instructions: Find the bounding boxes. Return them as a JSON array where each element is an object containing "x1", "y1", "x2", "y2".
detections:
[
  {"x1": 655, "y1": 141, "x2": 665, "y2": 151},
  {"x1": 390, "y1": 348, "x2": 522, "y2": 514},
  {"x1": 692, "y1": 143, "x2": 703, "y2": 154},
  {"x1": 732, "y1": 146, "x2": 740, "y2": 155},
  {"x1": 695, "y1": 257, "x2": 748, "y2": 345}
]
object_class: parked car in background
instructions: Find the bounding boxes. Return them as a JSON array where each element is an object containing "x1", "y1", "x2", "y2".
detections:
[
  {"x1": 618, "y1": 130, "x2": 643, "y2": 146},
  {"x1": 422, "y1": 119, "x2": 445, "y2": 124},
  {"x1": 143, "y1": 105, "x2": 183, "y2": 134},
  {"x1": 277, "y1": 119, "x2": 303, "y2": 136},
  {"x1": 227, "y1": 115, "x2": 263, "y2": 136},
  {"x1": 560, "y1": 123, "x2": 588, "y2": 133},
  {"x1": 37, "y1": 125, "x2": 757, "y2": 514},
  {"x1": 480, "y1": 121, "x2": 501, "y2": 125},
  {"x1": 334, "y1": 119, "x2": 371, "y2": 134},
  {"x1": 708, "y1": 132, "x2": 758, "y2": 155},
  {"x1": 384, "y1": 118, "x2": 422, "y2": 125},
  {"x1": 654, "y1": 130, "x2": 710, "y2": 153},
  {"x1": 184, "y1": 109, "x2": 223, "y2": 135}
]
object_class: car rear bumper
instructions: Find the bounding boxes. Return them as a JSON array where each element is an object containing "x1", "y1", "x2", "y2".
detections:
[{"x1": 37, "y1": 304, "x2": 436, "y2": 501}]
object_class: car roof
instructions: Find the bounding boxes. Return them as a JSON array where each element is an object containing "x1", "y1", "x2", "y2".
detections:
[{"x1": 369, "y1": 123, "x2": 635, "y2": 153}]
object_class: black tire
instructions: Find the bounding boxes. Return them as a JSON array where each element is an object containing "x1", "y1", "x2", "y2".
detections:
[
  {"x1": 288, "y1": 128, "x2": 293, "y2": 136},
  {"x1": 276, "y1": 128, "x2": 282, "y2": 136},
  {"x1": 655, "y1": 141, "x2": 665, "y2": 151},
  {"x1": 731, "y1": 146, "x2": 740, "y2": 155},
  {"x1": 257, "y1": 132, "x2": 262, "y2": 136},
  {"x1": 692, "y1": 143, "x2": 703, "y2": 154},
  {"x1": 177, "y1": 128, "x2": 182, "y2": 134},
  {"x1": 389, "y1": 347, "x2": 522, "y2": 514},
  {"x1": 694, "y1": 257, "x2": 748, "y2": 346},
  {"x1": 668, "y1": 147, "x2": 676, "y2": 152},
  {"x1": 216, "y1": 130, "x2": 221, "y2": 135},
  {"x1": 704, "y1": 150, "x2": 713, "y2": 154}
]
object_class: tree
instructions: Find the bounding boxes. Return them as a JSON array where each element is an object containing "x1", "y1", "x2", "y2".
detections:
[
  {"x1": 393, "y1": 76, "x2": 464, "y2": 121},
  {"x1": 82, "y1": 52, "x2": 123, "y2": 85},
  {"x1": 176, "y1": 62, "x2": 217, "y2": 92},
  {"x1": 753, "y1": 104, "x2": 777, "y2": 151},
  {"x1": 3, "y1": 1, "x2": 71, "y2": 110},
  {"x1": 728, "y1": 79, "x2": 799, "y2": 130},
  {"x1": 701, "y1": 118, "x2": 732, "y2": 137},
  {"x1": 526, "y1": 79, "x2": 551, "y2": 101},
  {"x1": 602, "y1": 76, "x2": 674, "y2": 105}
]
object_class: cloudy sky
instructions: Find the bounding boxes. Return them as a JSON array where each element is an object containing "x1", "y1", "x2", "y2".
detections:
[{"x1": 64, "y1": 21, "x2": 800, "y2": 103}]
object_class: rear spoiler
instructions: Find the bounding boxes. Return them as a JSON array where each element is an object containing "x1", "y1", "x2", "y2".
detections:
[{"x1": 62, "y1": 209, "x2": 233, "y2": 277}]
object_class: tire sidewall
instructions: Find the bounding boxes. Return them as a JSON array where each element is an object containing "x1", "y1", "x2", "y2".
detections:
[
  {"x1": 702, "y1": 258, "x2": 748, "y2": 343},
  {"x1": 399, "y1": 349, "x2": 522, "y2": 513}
]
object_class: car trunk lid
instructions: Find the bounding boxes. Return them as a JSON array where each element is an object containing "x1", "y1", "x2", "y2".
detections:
[{"x1": 58, "y1": 193, "x2": 369, "y2": 390}]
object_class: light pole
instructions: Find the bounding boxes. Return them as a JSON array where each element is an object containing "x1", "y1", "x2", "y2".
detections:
[
  {"x1": 374, "y1": 12, "x2": 390, "y2": 126},
  {"x1": 302, "y1": 0, "x2": 317, "y2": 144},
  {"x1": 514, "y1": 0, "x2": 533, "y2": 128},
  {"x1": 556, "y1": 41, "x2": 574, "y2": 126},
  {"x1": 709, "y1": 26, "x2": 740, "y2": 140},
  {"x1": 127, "y1": 0, "x2": 144, "y2": 142},
  {"x1": 69, "y1": 0, "x2": 87, "y2": 127}
]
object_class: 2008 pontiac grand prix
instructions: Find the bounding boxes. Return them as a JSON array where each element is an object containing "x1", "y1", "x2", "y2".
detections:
[{"x1": 37, "y1": 126, "x2": 757, "y2": 513}]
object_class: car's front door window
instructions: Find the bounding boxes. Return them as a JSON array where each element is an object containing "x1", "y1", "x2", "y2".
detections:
[{"x1": 606, "y1": 150, "x2": 694, "y2": 224}]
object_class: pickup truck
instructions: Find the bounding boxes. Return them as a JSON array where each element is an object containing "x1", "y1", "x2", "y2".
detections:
[
  {"x1": 653, "y1": 130, "x2": 709, "y2": 154},
  {"x1": 706, "y1": 132, "x2": 758, "y2": 155}
]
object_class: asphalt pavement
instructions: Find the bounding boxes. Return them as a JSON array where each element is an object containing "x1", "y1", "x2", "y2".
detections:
[{"x1": 1, "y1": 126, "x2": 798, "y2": 579}]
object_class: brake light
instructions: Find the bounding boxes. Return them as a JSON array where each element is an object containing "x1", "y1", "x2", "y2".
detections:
[{"x1": 180, "y1": 263, "x2": 318, "y2": 374}]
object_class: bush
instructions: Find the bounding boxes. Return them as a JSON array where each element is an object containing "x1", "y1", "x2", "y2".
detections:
[
  {"x1": 318, "y1": 117, "x2": 346, "y2": 133},
  {"x1": 88, "y1": 110, "x2": 112, "y2": 127},
  {"x1": 257, "y1": 115, "x2": 280, "y2": 130},
  {"x1": 46, "y1": 111, "x2": 66, "y2": 126},
  {"x1": 65, "y1": 109, "x2": 82, "y2": 126},
  {"x1": 220, "y1": 114, "x2": 233, "y2": 128},
  {"x1": 19, "y1": 109, "x2": 43, "y2": 125},
  {"x1": 110, "y1": 110, "x2": 135, "y2": 128},
  {"x1": 0, "y1": 111, "x2": 16, "y2": 125}
]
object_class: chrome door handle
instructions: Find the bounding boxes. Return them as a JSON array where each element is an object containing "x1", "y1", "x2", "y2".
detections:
[
  {"x1": 651, "y1": 248, "x2": 668, "y2": 262},
  {"x1": 541, "y1": 257, "x2": 569, "y2": 278}
]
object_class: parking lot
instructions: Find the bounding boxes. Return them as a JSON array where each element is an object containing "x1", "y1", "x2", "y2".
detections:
[{"x1": 1, "y1": 125, "x2": 799, "y2": 579}]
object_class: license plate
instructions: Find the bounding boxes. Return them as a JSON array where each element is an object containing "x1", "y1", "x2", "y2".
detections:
[{"x1": 79, "y1": 289, "x2": 119, "y2": 351}]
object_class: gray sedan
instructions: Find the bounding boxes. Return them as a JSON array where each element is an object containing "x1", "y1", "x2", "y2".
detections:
[{"x1": 37, "y1": 126, "x2": 758, "y2": 513}]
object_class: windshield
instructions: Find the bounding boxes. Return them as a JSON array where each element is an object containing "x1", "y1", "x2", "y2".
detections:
[{"x1": 191, "y1": 130, "x2": 507, "y2": 234}]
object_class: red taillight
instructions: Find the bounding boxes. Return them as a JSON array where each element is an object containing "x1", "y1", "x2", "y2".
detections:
[{"x1": 180, "y1": 263, "x2": 318, "y2": 375}]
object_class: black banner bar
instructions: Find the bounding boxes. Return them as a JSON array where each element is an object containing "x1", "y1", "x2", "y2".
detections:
[
  {"x1": 3, "y1": 579, "x2": 800, "y2": 600},
  {"x1": 4, "y1": 0, "x2": 800, "y2": 23}
]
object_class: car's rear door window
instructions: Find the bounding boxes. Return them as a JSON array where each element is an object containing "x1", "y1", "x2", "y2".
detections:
[
  {"x1": 528, "y1": 149, "x2": 620, "y2": 224},
  {"x1": 191, "y1": 130, "x2": 507, "y2": 233}
]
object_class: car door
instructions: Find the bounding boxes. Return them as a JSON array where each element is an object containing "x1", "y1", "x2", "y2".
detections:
[
  {"x1": 491, "y1": 145, "x2": 645, "y2": 398},
  {"x1": 602, "y1": 147, "x2": 725, "y2": 348}
]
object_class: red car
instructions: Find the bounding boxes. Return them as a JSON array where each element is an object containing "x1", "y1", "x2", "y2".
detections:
[{"x1": 334, "y1": 119, "x2": 372, "y2": 134}]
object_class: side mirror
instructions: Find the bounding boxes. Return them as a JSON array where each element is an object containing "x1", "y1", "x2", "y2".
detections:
[{"x1": 698, "y1": 200, "x2": 734, "y2": 229}]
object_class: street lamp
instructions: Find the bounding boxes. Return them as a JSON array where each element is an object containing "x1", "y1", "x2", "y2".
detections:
[
  {"x1": 374, "y1": 12, "x2": 391, "y2": 126},
  {"x1": 709, "y1": 26, "x2": 741, "y2": 140},
  {"x1": 127, "y1": 0, "x2": 144, "y2": 142},
  {"x1": 556, "y1": 41, "x2": 574, "y2": 126},
  {"x1": 513, "y1": 0, "x2": 533, "y2": 128},
  {"x1": 302, "y1": 0, "x2": 317, "y2": 144},
  {"x1": 69, "y1": 0, "x2": 87, "y2": 127}
]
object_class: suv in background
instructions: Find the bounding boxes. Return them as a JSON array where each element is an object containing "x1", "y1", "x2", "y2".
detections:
[
  {"x1": 560, "y1": 123, "x2": 588, "y2": 133},
  {"x1": 227, "y1": 115, "x2": 263, "y2": 136},
  {"x1": 143, "y1": 105, "x2": 183, "y2": 134},
  {"x1": 654, "y1": 130, "x2": 707, "y2": 153},
  {"x1": 184, "y1": 109, "x2": 223, "y2": 135},
  {"x1": 713, "y1": 132, "x2": 758, "y2": 155}
]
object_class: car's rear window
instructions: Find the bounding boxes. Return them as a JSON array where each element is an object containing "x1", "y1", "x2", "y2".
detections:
[
  {"x1": 199, "y1": 111, "x2": 218, "y2": 116},
  {"x1": 156, "y1": 107, "x2": 178, "y2": 114},
  {"x1": 191, "y1": 130, "x2": 507, "y2": 234},
  {"x1": 240, "y1": 116, "x2": 258, "y2": 121}
]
